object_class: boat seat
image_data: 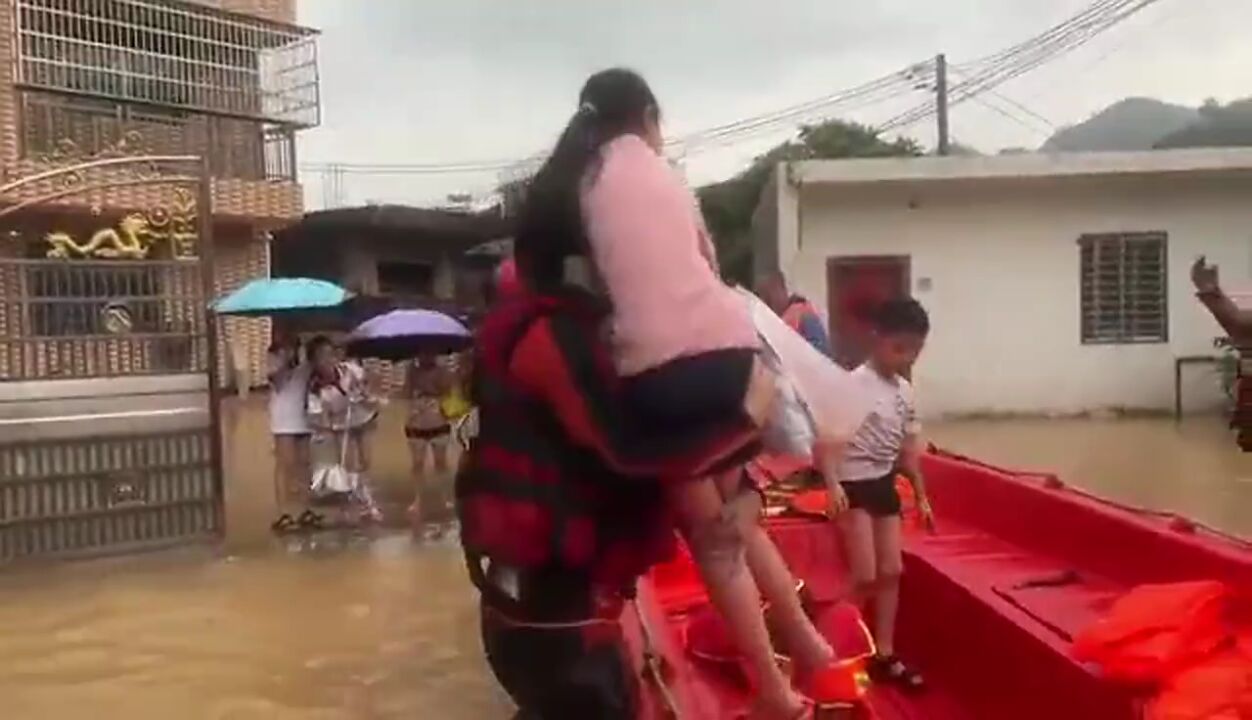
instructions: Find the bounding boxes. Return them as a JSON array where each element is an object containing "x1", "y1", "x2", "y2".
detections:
[
  {"x1": 899, "y1": 520, "x2": 1140, "y2": 720},
  {"x1": 907, "y1": 520, "x2": 1125, "y2": 642}
]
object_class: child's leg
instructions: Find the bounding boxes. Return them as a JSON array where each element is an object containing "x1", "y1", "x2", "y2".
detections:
[
  {"x1": 837, "y1": 507, "x2": 879, "y2": 605},
  {"x1": 870, "y1": 514, "x2": 904, "y2": 657},
  {"x1": 714, "y1": 471, "x2": 833, "y2": 673},
  {"x1": 670, "y1": 477, "x2": 807, "y2": 718}
]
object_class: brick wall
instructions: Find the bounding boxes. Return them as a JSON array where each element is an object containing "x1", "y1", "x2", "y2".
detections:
[{"x1": 215, "y1": 233, "x2": 272, "y2": 389}]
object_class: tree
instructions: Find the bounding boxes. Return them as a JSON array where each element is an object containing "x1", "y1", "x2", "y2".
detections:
[{"x1": 698, "y1": 120, "x2": 921, "y2": 283}]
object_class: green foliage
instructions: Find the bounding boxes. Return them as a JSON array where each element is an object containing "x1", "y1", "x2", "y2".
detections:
[{"x1": 697, "y1": 120, "x2": 921, "y2": 283}]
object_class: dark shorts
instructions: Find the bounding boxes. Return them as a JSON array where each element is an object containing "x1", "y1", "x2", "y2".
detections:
[
  {"x1": 842, "y1": 474, "x2": 901, "y2": 517},
  {"x1": 622, "y1": 348, "x2": 755, "y2": 428},
  {"x1": 405, "y1": 425, "x2": 450, "y2": 440},
  {"x1": 620, "y1": 349, "x2": 758, "y2": 472}
]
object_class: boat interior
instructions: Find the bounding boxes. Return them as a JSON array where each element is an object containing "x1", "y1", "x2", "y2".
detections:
[{"x1": 627, "y1": 450, "x2": 1252, "y2": 719}]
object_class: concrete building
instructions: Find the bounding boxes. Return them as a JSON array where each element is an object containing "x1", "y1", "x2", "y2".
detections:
[
  {"x1": 0, "y1": 0, "x2": 319, "y2": 388},
  {"x1": 759, "y1": 149, "x2": 1252, "y2": 418}
]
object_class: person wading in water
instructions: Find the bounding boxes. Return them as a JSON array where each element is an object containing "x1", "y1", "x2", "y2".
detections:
[{"x1": 1192, "y1": 256, "x2": 1252, "y2": 450}]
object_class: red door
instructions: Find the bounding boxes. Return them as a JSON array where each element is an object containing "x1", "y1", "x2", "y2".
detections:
[{"x1": 826, "y1": 256, "x2": 911, "y2": 369}]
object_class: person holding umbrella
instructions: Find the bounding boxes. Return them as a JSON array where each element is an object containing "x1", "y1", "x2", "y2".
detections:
[{"x1": 266, "y1": 329, "x2": 313, "y2": 532}]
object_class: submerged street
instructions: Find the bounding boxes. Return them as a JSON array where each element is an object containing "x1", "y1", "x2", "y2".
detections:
[{"x1": 1, "y1": 401, "x2": 1248, "y2": 719}]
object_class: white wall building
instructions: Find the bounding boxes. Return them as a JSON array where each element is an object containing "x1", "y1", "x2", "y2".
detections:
[{"x1": 762, "y1": 149, "x2": 1252, "y2": 418}]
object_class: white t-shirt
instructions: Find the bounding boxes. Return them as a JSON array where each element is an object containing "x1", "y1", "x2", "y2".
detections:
[
  {"x1": 839, "y1": 365, "x2": 920, "y2": 482},
  {"x1": 267, "y1": 352, "x2": 312, "y2": 435}
]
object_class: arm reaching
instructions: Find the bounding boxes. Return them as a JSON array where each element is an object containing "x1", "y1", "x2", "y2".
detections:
[
  {"x1": 814, "y1": 437, "x2": 849, "y2": 517},
  {"x1": 1193, "y1": 256, "x2": 1252, "y2": 339},
  {"x1": 899, "y1": 432, "x2": 934, "y2": 533}
]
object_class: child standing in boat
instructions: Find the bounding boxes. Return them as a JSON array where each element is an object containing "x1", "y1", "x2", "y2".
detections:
[{"x1": 833, "y1": 298, "x2": 934, "y2": 690}]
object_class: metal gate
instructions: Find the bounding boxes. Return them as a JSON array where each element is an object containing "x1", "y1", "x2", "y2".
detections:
[{"x1": 0, "y1": 153, "x2": 222, "y2": 563}]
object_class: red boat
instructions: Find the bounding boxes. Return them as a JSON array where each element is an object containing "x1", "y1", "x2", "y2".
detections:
[{"x1": 619, "y1": 450, "x2": 1252, "y2": 719}]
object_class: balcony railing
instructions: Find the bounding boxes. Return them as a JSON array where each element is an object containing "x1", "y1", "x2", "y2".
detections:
[
  {"x1": 15, "y1": 0, "x2": 320, "y2": 128},
  {"x1": 20, "y1": 90, "x2": 296, "y2": 182}
]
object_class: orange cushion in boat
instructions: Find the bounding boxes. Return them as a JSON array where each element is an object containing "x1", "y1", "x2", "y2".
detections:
[
  {"x1": 1072, "y1": 581, "x2": 1231, "y2": 683},
  {"x1": 685, "y1": 600, "x2": 873, "y2": 666},
  {"x1": 1146, "y1": 646, "x2": 1252, "y2": 720},
  {"x1": 786, "y1": 476, "x2": 922, "y2": 530},
  {"x1": 650, "y1": 539, "x2": 709, "y2": 613},
  {"x1": 813, "y1": 601, "x2": 877, "y2": 663},
  {"x1": 686, "y1": 604, "x2": 742, "y2": 665}
]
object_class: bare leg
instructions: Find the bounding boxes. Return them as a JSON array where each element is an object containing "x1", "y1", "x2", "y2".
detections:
[
  {"x1": 714, "y1": 471, "x2": 833, "y2": 673},
  {"x1": 837, "y1": 508, "x2": 878, "y2": 606},
  {"x1": 870, "y1": 515, "x2": 904, "y2": 657},
  {"x1": 670, "y1": 477, "x2": 806, "y2": 719},
  {"x1": 408, "y1": 437, "x2": 429, "y2": 517},
  {"x1": 431, "y1": 435, "x2": 450, "y2": 475},
  {"x1": 273, "y1": 436, "x2": 298, "y2": 515}
]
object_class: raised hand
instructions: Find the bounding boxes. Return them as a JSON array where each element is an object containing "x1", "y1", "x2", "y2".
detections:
[{"x1": 1192, "y1": 256, "x2": 1221, "y2": 294}]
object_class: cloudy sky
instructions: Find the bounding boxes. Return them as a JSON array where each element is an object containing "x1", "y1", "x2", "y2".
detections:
[{"x1": 293, "y1": 0, "x2": 1249, "y2": 209}]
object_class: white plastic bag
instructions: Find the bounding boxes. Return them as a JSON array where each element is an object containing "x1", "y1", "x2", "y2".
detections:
[
  {"x1": 738, "y1": 288, "x2": 874, "y2": 458},
  {"x1": 310, "y1": 426, "x2": 355, "y2": 499}
]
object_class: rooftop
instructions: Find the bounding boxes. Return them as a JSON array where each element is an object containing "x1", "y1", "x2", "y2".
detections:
[{"x1": 790, "y1": 147, "x2": 1252, "y2": 187}]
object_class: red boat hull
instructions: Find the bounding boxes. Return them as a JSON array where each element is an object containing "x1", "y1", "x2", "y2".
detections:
[{"x1": 624, "y1": 450, "x2": 1252, "y2": 719}]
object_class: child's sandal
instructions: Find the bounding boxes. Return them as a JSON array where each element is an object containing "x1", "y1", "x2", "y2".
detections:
[
  {"x1": 269, "y1": 513, "x2": 298, "y2": 534},
  {"x1": 297, "y1": 510, "x2": 326, "y2": 530},
  {"x1": 868, "y1": 654, "x2": 925, "y2": 691}
]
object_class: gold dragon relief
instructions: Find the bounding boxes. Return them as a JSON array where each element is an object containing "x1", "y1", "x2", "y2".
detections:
[{"x1": 43, "y1": 189, "x2": 199, "y2": 261}]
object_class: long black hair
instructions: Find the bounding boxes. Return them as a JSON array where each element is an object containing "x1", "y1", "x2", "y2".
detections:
[{"x1": 513, "y1": 69, "x2": 659, "y2": 295}]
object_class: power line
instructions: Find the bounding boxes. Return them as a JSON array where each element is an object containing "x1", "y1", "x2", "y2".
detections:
[
  {"x1": 300, "y1": 65, "x2": 928, "y2": 176},
  {"x1": 303, "y1": 0, "x2": 1170, "y2": 178},
  {"x1": 881, "y1": 0, "x2": 1167, "y2": 132}
]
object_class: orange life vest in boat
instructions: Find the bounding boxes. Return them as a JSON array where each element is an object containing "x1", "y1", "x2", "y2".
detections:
[{"x1": 1074, "y1": 581, "x2": 1252, "y2": 720}]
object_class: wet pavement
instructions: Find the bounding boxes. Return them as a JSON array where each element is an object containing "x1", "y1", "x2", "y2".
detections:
[{"x1": 1, "y1": 399, "x2": 1249, "y2": 718}]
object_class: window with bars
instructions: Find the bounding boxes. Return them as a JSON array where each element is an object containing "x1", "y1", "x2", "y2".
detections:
[
  {"x1": 1079, "y1": 232, "x2": 1168, "y2": 344},
  {"x1": 14, "y1": 0, "x2": 319, "y2": 127}
]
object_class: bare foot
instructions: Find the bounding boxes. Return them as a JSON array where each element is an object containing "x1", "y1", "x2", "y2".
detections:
[{"x1": 406, "y1": 501, "x2": 422, "y2": 524}]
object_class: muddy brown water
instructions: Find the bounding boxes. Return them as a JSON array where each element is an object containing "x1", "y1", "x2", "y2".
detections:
[{"x1": 1, "y1": 399, "x2": 1249, "y2": 719}]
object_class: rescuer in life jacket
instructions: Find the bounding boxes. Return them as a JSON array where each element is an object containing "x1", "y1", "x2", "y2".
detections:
[
  {"x1": 1191, "y1": 256, "x2": 1252, "y2": 450},
  {"x1": 756, "y1": 271, "x2": 833, "y2": 359},
  {"x1": 466, "y1": 68, "x2": 862, "y2": 720},
  {"x1": 461, "y1": 255, "x2": 773, "y2": 718}
]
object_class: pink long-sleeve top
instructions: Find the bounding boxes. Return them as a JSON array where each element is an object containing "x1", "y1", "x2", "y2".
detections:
[{"x1": 581, "y1": 134, "x2": 758, "y2": 377}]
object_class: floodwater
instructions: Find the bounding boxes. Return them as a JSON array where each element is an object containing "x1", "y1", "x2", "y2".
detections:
[{"x1": 1, "y1": 400, "x2": 1250, "y2": 719}]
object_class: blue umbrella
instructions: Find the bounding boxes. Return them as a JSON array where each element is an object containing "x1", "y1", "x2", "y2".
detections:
[
  {"x1": 346, "y1": 309, "x2": 471, "y2": 360},
  {"x1": 212, "y1": 278, "x2": 353, "y2": 317}
]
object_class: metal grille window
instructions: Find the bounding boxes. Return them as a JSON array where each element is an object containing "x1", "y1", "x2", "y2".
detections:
[
  {"x1": 1079, "y1": 232, "x2": 1168, "y2": 344},
  {"x1": 15, "y1": 0, "x2": 319, "y2": 127},
  {"x1": 20, "y1": 91, "x2": 296, "y2": 181}
]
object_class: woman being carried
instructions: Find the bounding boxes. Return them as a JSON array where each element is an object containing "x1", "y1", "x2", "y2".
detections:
[{"x1": 514, "y1": 68, "x2": 845, "y2": 718}]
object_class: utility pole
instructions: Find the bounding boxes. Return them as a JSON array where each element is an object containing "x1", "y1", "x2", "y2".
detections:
[{"x1": 935, "y1": 53, "x2": 950, "y2": 156}]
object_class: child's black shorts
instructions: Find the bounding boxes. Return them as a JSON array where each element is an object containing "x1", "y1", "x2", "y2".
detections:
[{"x1": 841, "y1": 475, "x2": 901, "y2": 517}]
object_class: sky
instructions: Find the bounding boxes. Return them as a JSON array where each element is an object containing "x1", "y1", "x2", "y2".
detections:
[{"x1": 293, "y1": 0, "x2": 1251, "y2": 209}]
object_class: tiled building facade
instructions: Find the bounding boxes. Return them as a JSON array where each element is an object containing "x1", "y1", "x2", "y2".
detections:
[{"x1": 0, "y1": 0, "x2": 318, "y2": 387}]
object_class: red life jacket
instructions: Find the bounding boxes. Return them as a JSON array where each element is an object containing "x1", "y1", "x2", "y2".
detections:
[{"x1": 456, "y1": 292, "x2": 675, "y2": 607}]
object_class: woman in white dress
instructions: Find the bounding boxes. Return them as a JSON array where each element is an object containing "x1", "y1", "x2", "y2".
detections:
[{"x1": 266, "y1": 332, "x2": 312, "y2": 532}]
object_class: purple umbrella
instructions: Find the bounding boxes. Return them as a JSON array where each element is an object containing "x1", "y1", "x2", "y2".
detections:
[{"x1": 346, "y1": 309, "x2": 472, "y2": 360}]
